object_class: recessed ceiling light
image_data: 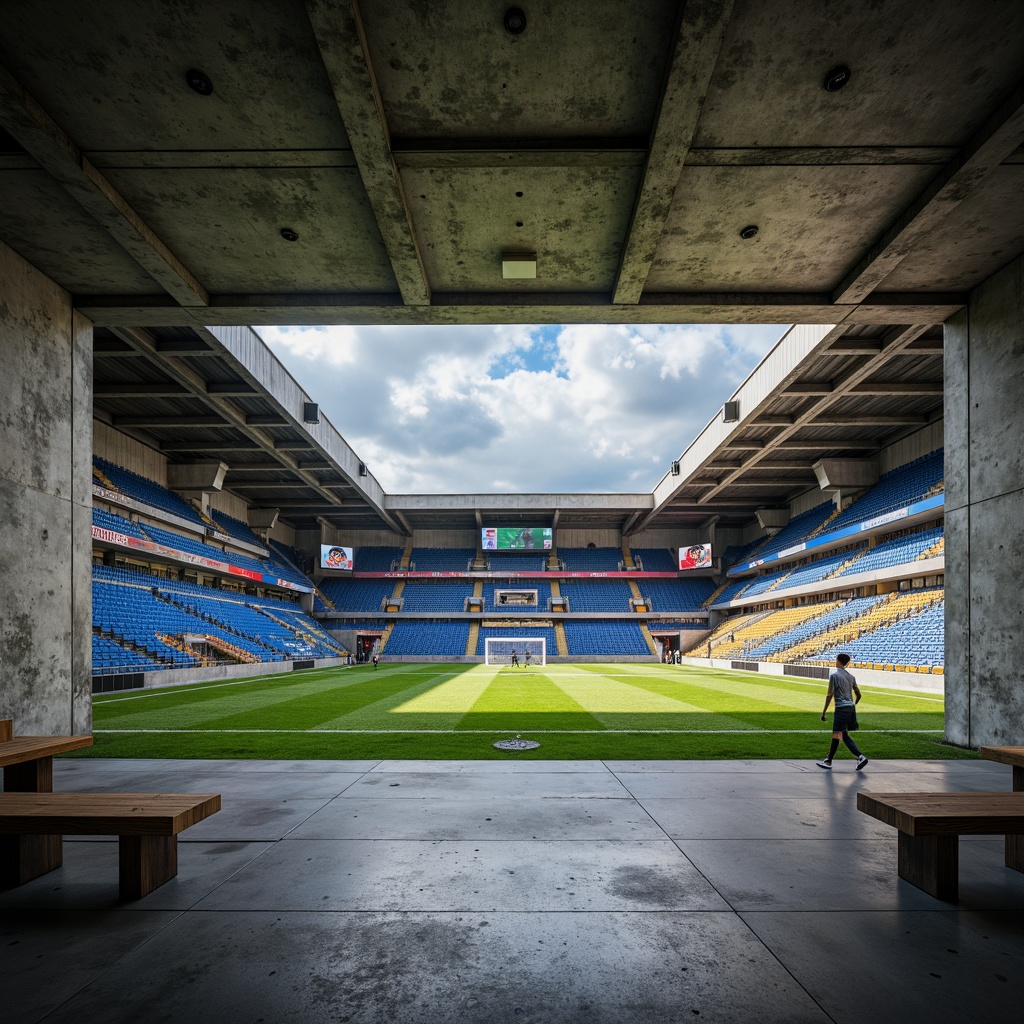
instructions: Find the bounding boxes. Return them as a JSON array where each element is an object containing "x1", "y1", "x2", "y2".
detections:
[
  {"x1": 280, "y1": 228, "x2": 299, "y2": 242},
  {"x1": 504, "y1": 7, "x2": 527, "y2": 34},
  {"x1": 739, "y1": 225, "x2": 759, "y2": 240},
  {"x1": 823, "y1": 65, "x2": 851, "y2": 92},
  {"x1": 502, "y1": 252, "x2": 536, "y2": 279},
  {"x1": 185, "y1": 69, "x2": 213, "y2": 96}
]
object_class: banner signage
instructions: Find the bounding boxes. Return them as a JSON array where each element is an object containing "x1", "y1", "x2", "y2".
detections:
[
  {"x1": 355, "y1": 570, "x2": 683, "y2": 579},
  {"x1": 91, "y1": 525, "x2": 313, "y2": 593}
]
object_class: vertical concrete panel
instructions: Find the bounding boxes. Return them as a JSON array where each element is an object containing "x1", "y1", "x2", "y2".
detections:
[
  {"x1": 968, "y1": 490, "x2": 1024, "y2": 743},
  {"x1": 968, "y1": 255, "x2": 1024, "y2": 505},
  {"x1": 72, "y1": 311, "x2": 94, "y2": 734},
  {"x1": 0, "y1": 242, "x2": 90, "y2": 735},
  {"x1": 942, "y1": 505, "x2": 970, "y2": 746},
  {"x1": 943, "y1": 309, "x2": 969, "y2": 513}
]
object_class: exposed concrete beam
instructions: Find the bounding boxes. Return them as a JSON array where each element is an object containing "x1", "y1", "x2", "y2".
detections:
[
  {"x1": 73, "y1": 292, "x2": 966, "y2": 327},
  {"x1": 391, "y1": 138, "x2": 647, "y2": 168},
  {"x1": 775, "y1": 439, "x2": 879, "y2": 450},
  {"x1": 274, "y1": 439, "x2": 316, "y2": 451},
  {"x1": 304, "y1": 0, "x2": 430, "y2": 306},
  {"x1": 0, "y1": 63, "x2": 208, "y2": 307},
  {"x1": 718, "y1": 479, "x2": 817, "y2": 489},
  {"x1": 849, "y1": 380, "x2": 944, "y2": 395},
  {"x1": 612, "y1": 0, "x2": 736, "y2": 304},
  {"x1": 160, "y1": 442, "x2": 261, "y2": 453},
  {"x1": 245, "y1": 414, "x2": 289, "y2": 427},
  {"x1": 228, "y1": 482, "x2": 319, "y2": 490},
  {"x1": 809, "y1": 414, "x2": 931, "y2": 426},
  {"x1": 207, "y1": 382, "x2": 257, "y2": 396},
  {"x1": 783, "y1": 382, "x2": 833, "y2": 395},
  {"x1": 833, "y1": 77, "x2": 1024, "y2": 303}
]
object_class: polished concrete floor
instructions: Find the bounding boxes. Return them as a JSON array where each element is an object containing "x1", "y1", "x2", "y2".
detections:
[{"x1": 3, "y1": 757, "x2": 1024, "y2": 1023}]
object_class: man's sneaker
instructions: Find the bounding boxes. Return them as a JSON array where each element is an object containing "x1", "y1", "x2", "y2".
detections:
[
  {"x1": 815, "y1": 760, "x2": 832, "y2": 770},
  {"x1": 856, "y1": 755, "x2": 870, "y2": 771}
]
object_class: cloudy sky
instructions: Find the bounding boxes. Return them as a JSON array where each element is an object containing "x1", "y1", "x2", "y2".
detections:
[{"x1": 256, "y1": 323, "x2": 789, "y2": 494}]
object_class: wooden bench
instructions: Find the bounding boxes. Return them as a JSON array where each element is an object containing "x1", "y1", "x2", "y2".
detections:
[
  {"x1": 0, "y1": 792, "x2": 221, "y2": 899},
  {"x1": 857, "y1": 791, "x2": 1024, "y2": 902}
]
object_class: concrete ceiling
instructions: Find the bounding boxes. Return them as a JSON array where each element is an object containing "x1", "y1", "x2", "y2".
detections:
[
  {"x1": 0, "y1": 0, "x2": 1021, "y2": 329},
  {"x1": 3, "y1": 2, "x2": 1006, "y2": 536}
]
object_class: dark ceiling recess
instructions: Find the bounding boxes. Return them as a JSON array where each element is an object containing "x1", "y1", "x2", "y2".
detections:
[
  {"x1": 280, "y1": 228, "x2": 299, "y2": 242},
  {"x1": 739, "y1": 225, "x2": 759, "y2": 239},
  {"x1": 823, "y1": 65, "x2": 851, "y2": 92},
  {"x1": 504, "y1": 7, "x2": 527, "y2": 34},
  {"x1": 185, "y1": 68, "x2": 213, "y2": 95}
]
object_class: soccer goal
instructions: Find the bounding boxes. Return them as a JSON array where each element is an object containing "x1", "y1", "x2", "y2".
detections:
[{"x1": 484, "y1": 637, "x2": 547, "y2": 667}]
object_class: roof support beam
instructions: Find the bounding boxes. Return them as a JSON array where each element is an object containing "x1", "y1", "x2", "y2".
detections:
[
  {"x1": 0, "y1": 63, "x2": 208, "y2": 307},
  {"x1": 612, "y1": 0, "x2": 736, "y2": 304},
  {"x1": 304, "y1": 0, "x2": 430, "y2": 306},
  {"x1": 697, "y1": 324, "x2": 931, "y2": 503},
  {"x1": 833, "y1": 77, "x2": 1024, "y2": 303}
]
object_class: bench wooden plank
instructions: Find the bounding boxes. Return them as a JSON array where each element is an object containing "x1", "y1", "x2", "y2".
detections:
[
  {"x1": 0, "y1": 793, "x2": 220, "y2": 898},
  {"x1": 858, "y1": 791, "x2": 1024, "y2": 902},
  {"x1": 0, "y1": 736, "x2": 94, "y2": 768}
]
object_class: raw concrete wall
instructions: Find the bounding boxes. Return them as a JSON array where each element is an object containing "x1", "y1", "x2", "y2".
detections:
[
  {"x1": 945, "y1": 253, "x2": 1024, "y2": 747},
  {"x1": 0, "y1": 241, "x2": 92, "y2": 735},
  {"x1": 93, "y1": 419, "x2": 165, "y2": 483}
]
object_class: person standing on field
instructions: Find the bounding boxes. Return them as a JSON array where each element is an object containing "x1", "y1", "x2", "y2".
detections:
[
  {"x1": 510, "y1": 649, "x2": 519, "y2": 668},
  {"x1": 816, "y1": 652, "x2": 869, "y2": 771}
]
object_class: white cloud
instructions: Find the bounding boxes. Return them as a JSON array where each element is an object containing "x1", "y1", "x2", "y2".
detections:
[{"x1": 256, "y1": 322, "x2": 787, "y2": 493}]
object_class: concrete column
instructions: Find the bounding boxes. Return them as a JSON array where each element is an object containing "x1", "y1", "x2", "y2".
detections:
[
  {"x1": 0, "y1": 241, "x2": 93, "y2": 735},
  {"x1": 944, "y1": 252, "x2": 1024, "y2": 747}
]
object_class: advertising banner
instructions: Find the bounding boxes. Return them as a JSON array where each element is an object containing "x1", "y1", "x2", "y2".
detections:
[
  {"x1": 482, "y1": 527, "x2": 553, "y2": 551},
  {"x1": 320, "y1": 544, "x2": 354, "y2": 570},
  {"x1": 678, "y1": 543, "x2": 713, "y2": 570}
]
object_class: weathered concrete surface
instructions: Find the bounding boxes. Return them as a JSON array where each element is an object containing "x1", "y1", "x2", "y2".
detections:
[
  {"x1": 3, "y1": 758, "x2": 1024, "y2": 1024},
  {"x1": 0, "y1": 240, "x2": 92, "y2": 734},
  {"x1": 944, "y1": 252, "x2": 1024, "y2": 746}
]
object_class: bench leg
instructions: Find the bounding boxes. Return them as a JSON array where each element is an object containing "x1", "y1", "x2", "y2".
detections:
[
  {"x1": 1, "y1": 757, "x2": 63, "y2": 886},
  {"x1": 1006, "y1": 836, "x2": 1024, "y2": 873},
  {"x1": 119, "y1": 835, "x2": 177, "y2": 900},
  {"x1": 897, "y1": 832, "x2": 959, "y2": 902},
  {"x1": 0, "y1": 834, "x2": 63, "y2": 887}
]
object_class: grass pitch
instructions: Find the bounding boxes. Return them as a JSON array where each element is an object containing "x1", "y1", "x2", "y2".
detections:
[{"x1": 77, "y1": 661, "x2": 968, "y2": 762}]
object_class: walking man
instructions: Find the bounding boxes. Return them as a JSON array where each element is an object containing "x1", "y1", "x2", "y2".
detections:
[
  {"x1": 510, "y1": 649, "x2": 519, "y2": 668},
  {"x1": 816, "y1": 652, "x2": 869, "y2": 771}
]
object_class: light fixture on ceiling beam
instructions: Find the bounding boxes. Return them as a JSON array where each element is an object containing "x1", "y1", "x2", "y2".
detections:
[
  {"x1": 504, "y1": 7, "x2": 527, "y2": 34},
  {"x1": 823, "y1": 65, "x2": 852, "y2": 92},
  {"x1": 185, "y1": 69, "x2": 213, "y2": 95},
  {"x1": 502, "y1": 252, "x2": 536, "y2": 279}
]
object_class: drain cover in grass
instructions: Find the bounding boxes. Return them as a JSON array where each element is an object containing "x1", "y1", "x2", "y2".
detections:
[{"x1": 493, "y1": 736, "x2": 540, "y2": 751}]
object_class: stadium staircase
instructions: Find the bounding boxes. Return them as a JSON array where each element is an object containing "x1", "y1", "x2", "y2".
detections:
[
  {"x1": 253, "y1": 606, "x2": 346, "y2": 657},
  {"x1": 919, "y1": 535, "x2": 944, "y2": 560},
  {"x1": 554, "y1": 620, "x2": 569, "y2": 657},
  {"x1": 702, "y1": 580, "x2": 731, "y2": 608},
  {"x1": 824, "y1": 547, "x2": 868, "y2": 579},
  {"x1": 92, "y1": 465, "x2": 117, "y2": 489},
  {"x1": 400, "y1": 538, "x2": 414, "y2": 568},
  {"x1": 762, "y1": 571, "x2": 793, "y2": 594},
  {"x1": 196, "y1": 634, "x2": 261, "y2": 664},
  {"x1": 315, "y1": 587, "x2": 336, "y2": 611},
  {"x1": 378, "y1": 622, "x2": 396, "y2": 652},
  {"x1": 620, "y1": 542, "x2": 635, "y2": 569},
  {"x1": 157, "y1": 633, "x2": 215, "y2": 668},
  {"x1": 153, "y1": 591, "x2": 279, "y2": 660},
  {"x1": 638, "y1": 621, "x2": 659, "y2": 656},
  {"x1": 808, "y1": 506, "x2": 842, "y2": 538},
  {"x1": 386, "y1": 579, "x2": 406, "y2": 611},
  {"x1": 465, "y1": 621, "x2": 480, "y2": 657},
  {"x1": 711, "y1": 607, "x2": 829, "y2": 659}
]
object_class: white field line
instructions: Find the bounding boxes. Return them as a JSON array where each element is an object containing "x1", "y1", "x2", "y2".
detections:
[{"x1": 94, "y1": 728, "x2": 944, "y2": 735}]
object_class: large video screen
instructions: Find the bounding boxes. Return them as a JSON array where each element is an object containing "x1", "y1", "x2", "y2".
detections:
[
  {"x1": 320, "y1": 544, "x2": 354, "y2": 570},
  {"x1": 678, "y1": 542, "x2": 713, "y2": 571},
  {"x1": 482, "y1": 527, "x2": 553, "y2": 551}
]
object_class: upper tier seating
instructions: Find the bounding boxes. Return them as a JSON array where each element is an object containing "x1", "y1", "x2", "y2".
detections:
[
  {"x1": 560, "y1": 547, "x2": 622, "y2": 571},
  {"x1": 828, "y1": 449, "x2": 943, "y2": 532},
  {"x1": 94, "y1": 457, "x2": 207, "y2": 526},
  {"x1": 92, "y1": 507, "x2": 148, "y2": 539},
  {"x1": 210, "y1": 509, "x2": 265, "y2": 549},
  {"x1": 399, "y1": 581, "x2": 476, "y2": 612},
  {"x1": 408, "y1": 547, "x2": 476, "y2": 571},
  {"x1": 559, "y1": 580, "x2": 635, "y2": 612},
  {"x1": 630, "y1": 548, "x2": 678, "y2": 572},
  {"x1": 318, "y1": 579, "x2": 397, "y2": 612},
  {"x1": 354, "y1": 546, "x2": 404, "y2": 571},
  {"x1": 640, "y1": 578, "x2": 716, "y2": 611},
  {"x1": 725, "y1": 501, "x2": 835, "y2": 568},
  {"x1": 485, "y1": 553, "x2": 549, "y2": 572}
]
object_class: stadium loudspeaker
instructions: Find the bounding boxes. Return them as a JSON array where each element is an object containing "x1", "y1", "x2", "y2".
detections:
[
  {"x1": 358, "y1": 462, "x2": 368, "y2": 477},
  {"x1": 303, "y1": 402, "x2": 320, "y2": 424},
  {"x1": 722, "y1": 401, "x2": 740, "y2": 423},
  {"x1": 671, "y1": 461, "x2": 680, "y2": 476}
]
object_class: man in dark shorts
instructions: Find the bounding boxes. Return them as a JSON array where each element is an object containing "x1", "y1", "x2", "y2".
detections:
[
  {"x1": 510, "y1": 649, "x2": 519, "y2": 668},
  {"x1": 816, "y1": 652, "x2": 869, "y2": 770}
]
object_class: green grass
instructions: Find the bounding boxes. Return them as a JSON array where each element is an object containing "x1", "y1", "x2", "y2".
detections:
[{"x1": 71, "y1": 661, "x2": 971, "y2": 762}]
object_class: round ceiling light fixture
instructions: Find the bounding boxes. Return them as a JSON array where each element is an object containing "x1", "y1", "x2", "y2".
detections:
[
  {"x1": 185, "y1": 68, "x2": 214, "y2": 96},
  {"x1": 504, "y1": 7, "x2": 527, "y2": 34},
  {"x1": 280, "y1": 228, "x2": 299, "y2": 242},
  {"x1": 823, "y1": 65, "x2": 851, "y2": 92},
  {"x1": 739, "y1": 224, "x2": 759, "y2": 240}
]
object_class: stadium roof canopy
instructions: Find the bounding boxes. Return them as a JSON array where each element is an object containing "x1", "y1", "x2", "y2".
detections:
[{"x1": 4, "y1": 1, "x2": 1019, "y2": 531}]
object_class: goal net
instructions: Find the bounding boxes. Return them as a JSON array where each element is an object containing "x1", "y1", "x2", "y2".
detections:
[{"x1": 484, "y1": 637, "x2": 547, "y2": 667}]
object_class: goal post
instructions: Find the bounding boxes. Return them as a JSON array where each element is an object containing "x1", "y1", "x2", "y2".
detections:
[{"x1": 485, "y1": 637, "x2": 547, "y2": 666}]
